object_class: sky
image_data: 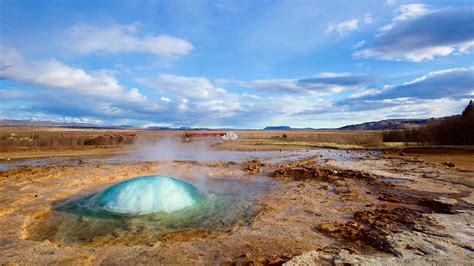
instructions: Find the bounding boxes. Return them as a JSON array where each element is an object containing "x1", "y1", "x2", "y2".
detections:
[{"x1": 0, "y1": 0, "x2": 473, "y2": 128}]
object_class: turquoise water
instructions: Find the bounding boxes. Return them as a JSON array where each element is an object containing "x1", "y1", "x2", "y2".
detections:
[
  {"x1": 29, "y1": 175, "x2": 270, "y2": 245},
  {"x1": 75, "y1": 175, "x2": 207, "y2": 214}
]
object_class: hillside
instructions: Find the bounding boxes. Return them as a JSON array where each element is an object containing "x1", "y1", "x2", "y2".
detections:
[
  {"x1": 0, "y1": 119, "x2": 131, "y2": 129},
  {"x1": 263, "y1": 126, "x2": 292, "y2": 130},
  {"x1": 338, "y1": 118, "x2": 438, "y2": 130}
]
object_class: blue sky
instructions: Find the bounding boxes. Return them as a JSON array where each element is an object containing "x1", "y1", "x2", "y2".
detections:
[{"x1": 0, "y1": 0, "x2": 473, "y2": 128}]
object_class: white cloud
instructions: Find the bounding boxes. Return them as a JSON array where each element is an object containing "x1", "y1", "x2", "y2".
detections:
[
  {"x1": 348, "y1": 85, "x2": 391, "y2": 99},
  {"x1": 226, "y1": 79, "x2": 306, "y2": 93},
  {"x1": 356, "y1": 45, "x2": 455, "y2": 62},
  {"x1": 403, "y1": 67, "x2": 474, "y2": 85},
  {"x1": 0, "y1": 46, "x2": 145, "y2": 100},
  {"x1": 385, "y1": 0, "x2": 397, "y2": 7},
  {"x1": 326, "y1": 19, "x2": 359, "y2": 37},
  {"x1": 395, "y1": 4, "x2": 432, "y2": 21},
  {"x1": 0, "y1": 46, "x2": 165, "y2": 126},
  {"x1": 126, "y1": 88, "x2": 147, "y2": 102},
  {"x1": 222, "y1": 74, "x2": 371, "y2": 94},
  {"x1": 318, "y1": 72, "x2": 350, "y2": 78},
  {"x1": 2, "y1": 47, "x2": 319, "y2": 127},
  {"x1": 354, "y1": 40, "x2": 366, "y2": 49},
  {"x1": 66, "y1": 24, "x2": 193, "y2": 56},
  {"x1": 379, "y1": 3, "x2": 432, "y2": 32},
  {"x1": 355, "y1": 5, "x2": 474, "y2": 62},
  {"x1": 296, "y1": 97, "x2": 470, "y2": 125},
  {"x1": 138, "y1": 74, "x2": 245, "y2": 119},
  {"x1": 160, "y1": 96, "x2": 171, "y2": 102},
  {"x1": 326, "y1": 13, "x2": 372, "y2": 37},
  {"x1": 349, "y1": 67, "x2": 474, "y2": 101},
  {"x1": 138, "y1": 74, "x2": 228, "y2": 100},
  {"x1": 363, "y1": 14, "x2": 373, "y2": 24}
]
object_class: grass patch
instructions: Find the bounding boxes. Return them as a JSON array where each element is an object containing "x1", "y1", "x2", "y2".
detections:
[{"x1": 255, "y1": 141, "x2": 366, "y2": 150}]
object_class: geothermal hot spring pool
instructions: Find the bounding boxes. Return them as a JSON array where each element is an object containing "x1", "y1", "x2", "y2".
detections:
[
  {"x1": 84, "y1": 175, "x2": 207, "y2": 214},
  {"x1": 24, "y1": 149, "x2": 372, "y2": 246},
  {"x1": 28, "y1": 173, "x2": 273, "y2": 246}
]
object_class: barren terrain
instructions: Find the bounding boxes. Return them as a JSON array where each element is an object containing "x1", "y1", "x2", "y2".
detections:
[{"x1": 0, "y1": 129, "x2": 472, "y2": 265}]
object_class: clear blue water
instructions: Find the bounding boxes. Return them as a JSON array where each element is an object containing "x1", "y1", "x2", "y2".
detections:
[{"x1": 78, "y1": 175, "x2": 206, "y2": 214}]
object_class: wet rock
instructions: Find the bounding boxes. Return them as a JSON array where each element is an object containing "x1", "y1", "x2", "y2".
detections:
[
  {"x1": 242, "y1": 160, "x2": 264, "y2": 174},
  {"x1": 270, "y1": 159, "x2": 373, "y2": 182}
]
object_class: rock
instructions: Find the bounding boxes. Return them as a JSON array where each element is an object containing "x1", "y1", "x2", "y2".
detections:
[
  {"x1": 242, "y1": 160, "x2": 264, "y2": 174},
  {"x1": 442, "y1": 161, "x2": 455, "y2": 167},
  {"x1": 320, "y1": 184, "x2": 330, "y2": 190},
  {"x1": 406, "y1": 158, "x2": 424, "y2": 162},
  {"x1": 399, "y1": 151, "x2": 406, "y2": 156},
  {"x1": 434, "y1": 197, "x2": 458, "y2": 207},
  {"x1": 422, "y1": 173, "x2": 439, "y2": 178}
]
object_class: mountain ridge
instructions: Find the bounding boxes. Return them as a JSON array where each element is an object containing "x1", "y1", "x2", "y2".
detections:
[{"x1": 0, "y1": 117, "x2": 451, "y2": 130}]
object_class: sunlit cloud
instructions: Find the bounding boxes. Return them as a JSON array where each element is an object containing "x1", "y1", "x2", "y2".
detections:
[
  {"x1": 355, "y1": 5, "x2": 474, "y2": 62},
  {"x1": 65, "y1": 24, "x2": 193, "y2": 56}
]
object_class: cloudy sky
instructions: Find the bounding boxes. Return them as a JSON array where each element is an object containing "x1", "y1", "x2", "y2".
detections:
[{"x1": 0, "y1": 0, "x2": 473, "y2": 128}]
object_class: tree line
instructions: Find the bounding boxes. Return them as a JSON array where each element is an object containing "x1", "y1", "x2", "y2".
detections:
[{"x1": 383, "y1": 100, "x2": 474, "y2": 145}]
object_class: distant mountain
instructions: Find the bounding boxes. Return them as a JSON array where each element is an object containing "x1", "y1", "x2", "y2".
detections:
[
  {"x1": 264, "y1": 126, "x2": 292, "y2": 130},
  {"x1": 145, "y1": 126, "x2": 213, "y2": 131},
  {"x1": 0, "y1": 119, "x2": 230, "y2": 131},
  {"x1": 0, "y1": 119, "x2": 131, "y2": 129},
  {"x1": 145, "y1": 126, "x2": 173, "y2": 130},
  {"x1": 338, "y1": 118, "x2": 438, "y2": 130},
  {"x1": 0, "y1": 117, "x2": 455, "y2": 131}
]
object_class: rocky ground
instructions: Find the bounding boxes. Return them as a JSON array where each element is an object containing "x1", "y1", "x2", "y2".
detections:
[{"x1": 0, "y1": 149, "x2": 472, "y2": 265}]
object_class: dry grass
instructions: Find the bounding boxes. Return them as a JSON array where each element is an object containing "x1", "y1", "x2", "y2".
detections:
[
  {"x1": 0, "y1": 127, "x2": 138, "y2": 152},
  {"x1": 234, "y1": 130, "x2": 383, "y2": 146},
  {"x1": 255, "y1": 141, "x2": 365, "y2": 150},
  {"x1": 0, "y1": 128, "x2": 384, "y2": 153}
]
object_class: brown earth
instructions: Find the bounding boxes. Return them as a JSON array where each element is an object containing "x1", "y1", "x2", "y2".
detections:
[{"x1": 0, "y1": 134, "x2": 472, "y2": 264}]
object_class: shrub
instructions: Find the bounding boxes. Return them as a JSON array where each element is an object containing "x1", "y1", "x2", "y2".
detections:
[{"x1": 383, "y1": 100, "x2": 474, "y2": 145}]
